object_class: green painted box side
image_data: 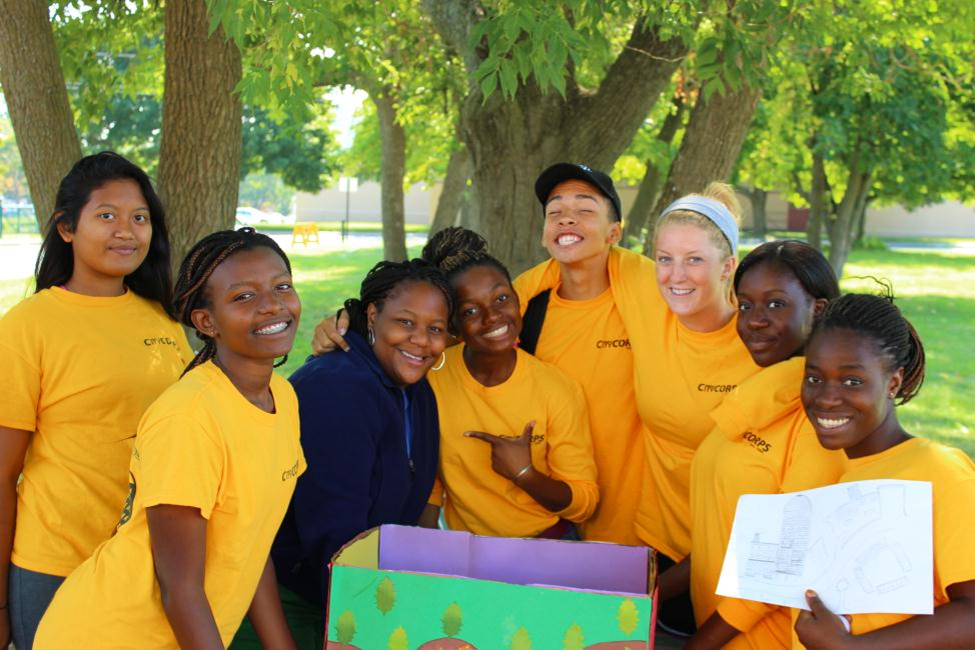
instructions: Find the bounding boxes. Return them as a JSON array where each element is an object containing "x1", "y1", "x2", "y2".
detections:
[{"x1": 325, "y1": 565, "x2": 653, "y2": 649}]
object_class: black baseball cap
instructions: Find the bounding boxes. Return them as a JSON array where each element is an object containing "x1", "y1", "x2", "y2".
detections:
[{"x1": 534, "y1": 162, "x2": 622, "y2": 222}]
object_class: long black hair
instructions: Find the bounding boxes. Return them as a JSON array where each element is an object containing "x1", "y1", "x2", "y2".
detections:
[
  {"x1": 173, "y1": 228, "x2": 292, "y2": 375},
  {"x1": 343, "y1": 259, "x2": 454, "y2": 339},
  {"x1": 808, "y1": 290, "x2": 926, "y2": 404},
  {"x1": 34, "y1": 151, "x2": 176, "y2": 319}
]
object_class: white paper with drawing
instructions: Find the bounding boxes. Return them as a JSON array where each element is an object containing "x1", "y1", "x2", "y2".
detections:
[{"x1": 716, "y1": 479, "x2": 933, "y2": 615}]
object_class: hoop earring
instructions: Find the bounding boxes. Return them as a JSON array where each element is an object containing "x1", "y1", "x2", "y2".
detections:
[
  {"x1": 431, "y1": 351, "x2": 446, "y2": 371},
  {"x1": 274, "y1": 355, "x2": 289, "y2": 368},
  {"x1": 367, "y1": 328, "x2": 376, "y2": 346}
]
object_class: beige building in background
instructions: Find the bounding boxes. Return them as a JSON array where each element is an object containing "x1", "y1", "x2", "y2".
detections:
[{"x1": 296, "y1": 182, "x2": 975, "y2": 238}]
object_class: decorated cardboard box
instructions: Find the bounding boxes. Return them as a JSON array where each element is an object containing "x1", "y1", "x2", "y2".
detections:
[{"x1": 324, "y1": 524, "x2": 657, "y2": 649}]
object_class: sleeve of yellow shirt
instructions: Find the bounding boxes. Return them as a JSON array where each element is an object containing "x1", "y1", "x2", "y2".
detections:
[
  {"x1": 935, "y1": 475, "x2": 975, "y2": 590},
  {"x1": 0, "y1": 305, "x2": 41, "y2": 431},
  {"x1": 546, "y1": 377, "x2": 599, "y2": 523},
  {"x1": 513, "y1": 258, "x2": 561, "y2": 315},
  {"x1": 138, "y1": 410, "x2": 224, "y2": 519},
  {"x1": 428, "y1": 475, "x2": 445, "y2": 508},
  {"x1": 716, "y1": 595, "x2": 778, "y2": 633}
]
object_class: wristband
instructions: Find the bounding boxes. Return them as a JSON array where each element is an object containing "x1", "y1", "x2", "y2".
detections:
[{"x1": 513, "y1": 463, "x2": 533, "y2": 483}]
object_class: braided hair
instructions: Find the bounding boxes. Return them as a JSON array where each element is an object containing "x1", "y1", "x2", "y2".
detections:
[
  {"x1": 343, "y1": 259, "x2": 454, "y2": 339},
  {"x1": 422, "y1": 227, "x2": 512, "y2": 285},
  {"x1": 173, "y1": 227, "x2": 291, "y2": 376},
  {"x1": 808, "y1": 289, "x2": 926, "y2": 404}
]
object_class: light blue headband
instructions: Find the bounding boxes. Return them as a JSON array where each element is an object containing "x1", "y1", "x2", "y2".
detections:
[{"x1": 657, "y1": 196, "x2": 739, "y2": 255}]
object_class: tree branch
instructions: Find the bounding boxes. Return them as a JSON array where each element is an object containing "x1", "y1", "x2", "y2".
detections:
[
  {"x1": 567, "y1": 15, "x2": 691, "y2": 168},
  {"x1": 421, "y1": 0, "x2": 482, "y2": 76}
]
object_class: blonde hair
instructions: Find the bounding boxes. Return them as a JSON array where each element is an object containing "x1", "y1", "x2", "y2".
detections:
[{"x1": 654, "y1": 182, "x2": 742, "y2": 260}]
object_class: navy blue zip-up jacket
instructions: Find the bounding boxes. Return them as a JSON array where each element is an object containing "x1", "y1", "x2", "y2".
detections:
[{"x1": 270, "y1": 331, "x2": 439, "y2": 606}]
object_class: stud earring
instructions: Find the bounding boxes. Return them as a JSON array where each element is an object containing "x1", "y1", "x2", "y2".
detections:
[
  {"x1": 888, "y1": 391, "x2": 897, "y2": 399},
  {"x1": 367, "y1": 328, "x2": 376, "y2": 346}
]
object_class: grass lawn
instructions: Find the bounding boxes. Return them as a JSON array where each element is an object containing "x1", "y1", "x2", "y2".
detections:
[
  {"x1": 840, "y1": 249, "x2": 975, "y2": 455},
  {"x1": 1, "y1": 243, "x2": 972, "y2": 456}
]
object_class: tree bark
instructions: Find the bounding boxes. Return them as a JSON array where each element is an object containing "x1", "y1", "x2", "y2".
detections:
[
  {"x1": 158, "y1": 0, "x2": 242, "y2": 269},
  {"x1": 0, "y1": 0, "x2": 82, "y2": 230},
  {"x1": 807, "y1": 150, "x2": 828, "y2": 250},
  {"x1": 643, "y1": 81, "x2": 762, "y2": 254},
  {"x1": 741, "y1": 186, "x2": 768, "y2": 239},
  {"x1": 459, "y1": 182, "x2": 481, "y2": 233},
  {"x1": 429, "y1": 144, "x2": 472, "y2": 236},
  {"x1": 622, "y1": 97, "x2": 686, "y2": 245},
  {"x1": 372, "y1": 89, "x2": 409, "y2": 262},
  {"x1": 853, "y1": 196, "x2": 870, "y2": 247},
  {"x1": 426, "y1": 1, "x2": 690, "y2": 273},
  {"x1": 825, "y1": 158, "x2": 871, "y2": 278}
]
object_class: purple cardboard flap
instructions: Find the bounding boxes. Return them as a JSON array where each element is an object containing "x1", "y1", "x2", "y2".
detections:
[
  {"x1": 469, "y1": 534, "x2": 648, "y2": 594},
  {"x1": 378, "y1": 524, "x2": 472, "y2": 577},
  {"x1": 376, "y1": 524, "x2": 648, "y2": 595}
]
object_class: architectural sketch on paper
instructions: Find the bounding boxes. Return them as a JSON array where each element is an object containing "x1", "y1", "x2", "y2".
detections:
[{"x1": 742, "y1": 485, "x2": 912, "y2": 594}]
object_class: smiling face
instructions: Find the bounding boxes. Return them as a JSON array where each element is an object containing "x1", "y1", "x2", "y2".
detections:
[
  {"x1": 736, "y1": 261, "x2": 825, "y2": 367},
  {"x1": 368, "y1": 280, "x2": 450, "y2": 387},
  {"x1": 57, "y1": 178, "x2": 153, "y2": 294},
  {"x1": 802, "y1": 328, "x2": 905, "y2": 458},
  {"x1": 541, "y1": 179, "x2": 621, "y2": 266},
  {"x1": 654, "y1": 221, "x2": 735, "y2": 330},
  {"x1": 453, "y1": 264, "x2": 522, "y2": 354},
  {"x1": 192, "y1": 246, "x2": 301, "y2": 366}
]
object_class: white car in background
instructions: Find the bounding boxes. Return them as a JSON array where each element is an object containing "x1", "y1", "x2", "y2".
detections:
[{"x1": 235, "y1": 207, "x2": 296, "y2": 226}]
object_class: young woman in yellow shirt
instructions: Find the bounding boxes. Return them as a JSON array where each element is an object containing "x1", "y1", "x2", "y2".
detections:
[
  {"x1": 0, "y1": 153, "x2": 191, "y2": 650},
  {"x1": 685, "y1": 241, "x2": 846, "y2": 650},
  {"x1": 514, "y1": 175, "x2": 760, "y2": 635},
  {"x1": 304, "y1": 227, "x2": 599, "y2": 539},
  {"x1": 35, "y1": 228, "x2": 305, "y2": 649},
  {"x1": 792, "y1": 292, "x2": 975, "y2": 649},
  {"x1": 421, "y1": 227, "x2": 599, "y2": 538}
]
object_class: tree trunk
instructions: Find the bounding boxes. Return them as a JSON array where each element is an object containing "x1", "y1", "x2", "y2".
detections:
[
  {"x1": 853, "y1": 196, "x2": 870, "y2": 247},
  {"x1": 0, "y1": 0, "x2": 82, "y2": 230},
  {"x1": 459, "y1": 183, "x2": 480, "y2": 233},
  {"x1": 807, "y1": 151, "x2": 827, "y2": 250},
  {"x1": 621, "y1": 97, "x2": 686, "y2": 245},
  {"x1": 372, "y1": 90, "x2": 409, "y2": 262},
  {"x1": 643, "y1": 81, "x2": 762, "y2": 254},
  {"x1": 158, "y1": 0, "x2": 242, "y2": 269},
  {"x1": 427, "y1": 1, "x2": 690, "y2": 273},
  {"x1": 429, "y1": 144, "x2": 472, "y2": 236},
  {"x1": 746, "y1": 187, "x2": 768, "y2": 239},
  {"x1": 825, "y1": 163, "x2": 871, "y2": 278}
]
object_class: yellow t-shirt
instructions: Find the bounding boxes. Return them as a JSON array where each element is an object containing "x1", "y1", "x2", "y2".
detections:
[
  {"x1": 34, "y1": 362, "x2": 306, "y2": 649},
  {"x1": 689, "y1": 357, "x2": 847, "y2": 650},
  {"x1": 428, "y1": 345, "x2": 598, "y2": 537},
  {"x1": 633, "y1": 311, "x2": 758, "y2": 560},
  {"x1": 532, "y1": 286, "x2": 645, "y2": 545},
  {"x1": 0, "y1": 287, "x2": 191, "y2": 576},
  {"x1": 516, "y1": 246, "x2": 759, "y2": 557},
  {"x1": 791, "y1": 438, "x2": 975, "y2": 647}
]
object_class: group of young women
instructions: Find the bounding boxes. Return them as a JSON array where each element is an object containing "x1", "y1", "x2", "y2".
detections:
[{"x1": 0, "y1": 154, "x2": 972, "y2": 650}]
